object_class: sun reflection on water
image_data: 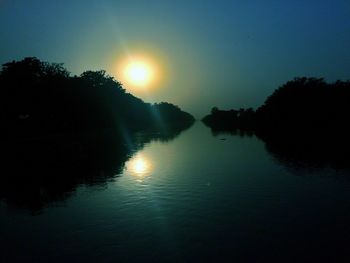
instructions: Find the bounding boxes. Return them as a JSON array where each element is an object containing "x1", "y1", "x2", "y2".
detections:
[{"x1": 125, "y1": 154, "x2": 153, "y2": 181}]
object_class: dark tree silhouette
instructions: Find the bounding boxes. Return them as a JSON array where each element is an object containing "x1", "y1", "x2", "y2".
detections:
[
  {"x1": 0, "y1": 57, "x2": 195, "y2": 212},
  {"x1": 203, "y1": 77, "x2": 350, "y2": 134},
  {"x1": 0, "y1": 57, "x2": 194, "y2": 139},
  {"x1": 202, "y1": 77, "x2": 350, "y2": 169},
  {"x1": 256, "y1": 77, "x2": 330, "y2": 131},
  {"x1": 202, "y1": 106, "x2": 255, "y2": 131}
]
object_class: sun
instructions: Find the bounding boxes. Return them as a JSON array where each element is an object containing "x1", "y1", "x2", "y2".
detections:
[
  {"x1": 124, "y1": 61, "x2": 153, "y2": 87},
  {"x1": 114, "y1": 51, "x2": 166, "y2": 94}
]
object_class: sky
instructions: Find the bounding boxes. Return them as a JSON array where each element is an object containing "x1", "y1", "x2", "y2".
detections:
[{"x1": 1, "y1": 0, "x2": 350, "y2": 118}]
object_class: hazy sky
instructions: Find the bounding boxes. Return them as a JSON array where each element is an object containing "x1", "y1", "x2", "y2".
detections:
[{"x1": 1, "y1": 0, "x2": 350, "y2": 117}]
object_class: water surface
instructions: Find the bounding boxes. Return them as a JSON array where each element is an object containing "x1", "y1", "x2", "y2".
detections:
[{"x1": 1, "y1": 122, "x2": 350, "y2": 262}]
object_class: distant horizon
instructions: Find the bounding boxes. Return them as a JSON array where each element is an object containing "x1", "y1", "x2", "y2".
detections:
[{"x1": 2, "y1": 55, "x2": 350, "y2": 120}]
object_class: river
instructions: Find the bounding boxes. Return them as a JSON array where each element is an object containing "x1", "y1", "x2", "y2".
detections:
[{"x1": 1, "y1": 122, "x2": 350, "y2": 262}]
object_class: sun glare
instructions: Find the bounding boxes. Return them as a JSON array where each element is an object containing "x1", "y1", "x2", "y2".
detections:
[
  {"x1": 126, "y1": 154, "x2": 153, "y2": 180},
  {"x1": 125, "y1": 61, "x2": 153, "y2": 87},
  {"x1": 114, "y1": 52, "x2": 166, "y2": 94},
  {"x1": 126, "y1": 62, "x2": 152, "y2": 86}
]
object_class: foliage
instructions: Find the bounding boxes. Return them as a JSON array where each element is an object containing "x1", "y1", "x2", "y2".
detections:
[
  {"x1": 256, "y1": 77, "x2": 350, "y2": 133},
  {"x1": 0, "y1": 57, "x2": 194, "y2": 139},
  {"x1": 202, "y1": 107, "x2": 255, "y2": 131},
  {"x1": 203, "y1": 77, "x2": 350, "y2": 134}
]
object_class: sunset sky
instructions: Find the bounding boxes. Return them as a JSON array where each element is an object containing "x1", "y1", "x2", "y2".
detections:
[{"x1": 1, "y1": 0, "x2": 349, "y2": 117}]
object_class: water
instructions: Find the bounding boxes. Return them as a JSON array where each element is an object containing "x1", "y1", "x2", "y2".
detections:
[{"x1": 1, "y1": 122, "x2": 350, "y2": 262}]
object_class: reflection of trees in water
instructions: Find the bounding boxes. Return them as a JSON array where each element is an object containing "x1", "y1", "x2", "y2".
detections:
[
  {"x1": 208, "y1": 126, "x2": 350, "y2": 175},
  {"x1": 203, "y1": 77, "x2": 350, "y2": 175},
  {"x1": 261, "y1": 132, "x2": 350, "y2": 175},
  {"x1": 0, "y1": 57, "x2": 194, "y2": 213},
  {"x1": 0, "y1": 123, "x2": 192, "y2": 213},
  {"x1": 210, "y1": 128, "x2": 254, "y2": 138}
]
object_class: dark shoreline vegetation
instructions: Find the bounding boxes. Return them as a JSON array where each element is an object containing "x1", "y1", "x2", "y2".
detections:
[
  {"x1": 1, "y1": 57, "x2": 349, "y2": 211},
  {"x1": 203, "y1": 77, "x2": 350, "y2": 169},
  {"x1": 0, "y1": 57, "x2": 194, "y2": 211},
  {"x1": 0, "y1": 57, "x2": 195, "y2": 139}
]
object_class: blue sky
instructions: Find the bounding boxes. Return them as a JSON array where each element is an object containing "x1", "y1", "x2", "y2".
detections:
[{"x1": 1, "y1": 0, "x2": 349, "y2": 117}]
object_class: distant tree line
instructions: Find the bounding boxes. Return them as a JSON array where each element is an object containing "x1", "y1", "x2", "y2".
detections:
[
  {"x1": 202, "y1": 106, "x2": 255, "y2": 131},
  {"x1": 0, "y1": 57, "x2": 194, "y2": 139},
  {"x1": 203, "y1": 77, "x2": 350, "y2": 136},
  {"x1": 203, "y1": 77, "x2": 350, "y2": 167}
]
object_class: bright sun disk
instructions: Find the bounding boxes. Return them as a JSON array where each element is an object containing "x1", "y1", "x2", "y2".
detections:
[{"x1": 125, "y1": 62, "x2": 152, "y2": 87}]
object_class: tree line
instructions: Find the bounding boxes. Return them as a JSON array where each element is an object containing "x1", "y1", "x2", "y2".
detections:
[
  {"x1": 0, "y1": 57, "x2": 194, "y2": 139},
  {"x1": 203, "y1": 77, "x2": 350, "y2": 135}
]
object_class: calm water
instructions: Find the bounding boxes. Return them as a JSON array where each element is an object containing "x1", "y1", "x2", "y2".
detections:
[{"x1": 1, "y1": 122, "x2": 350, "y2": 262}]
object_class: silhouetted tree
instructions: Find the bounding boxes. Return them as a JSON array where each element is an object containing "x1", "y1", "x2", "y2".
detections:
[
  {"x1": 211, "y1": 107, "x2": 219, "y2": 114},
  {"x1": 202, "y1": 77, "x2": 350, "y2": 169},
  {"x1": 0, "y1": 57, "x2": 194, "y2": 139},
  {"x1": 202, "y1": 107, "x2": 255, "y2": 131},
  {"x1": 255, "y1": 77, "x2": 350, "y2": 133},
  {"x1": 0, "y1": 57, "x2": 195, "y2": 211},
  {"x1": 203, "y1": 77, "x2": 350, "y2": 135}
]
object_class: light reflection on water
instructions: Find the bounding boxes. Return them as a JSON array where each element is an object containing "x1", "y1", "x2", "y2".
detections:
[
  {"x1": 2, "y1": 123, "x2": 350, "y2": 262},
  {"x1": 125, "y1": 153, "x2": 153, "y2": 181}
]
